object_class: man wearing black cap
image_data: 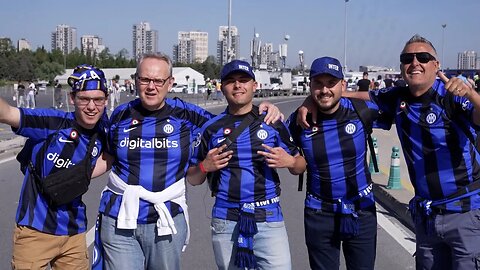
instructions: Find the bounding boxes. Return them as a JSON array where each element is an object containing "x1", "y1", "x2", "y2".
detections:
[
  {"x1": 287, "y1": 56, "x2": 386, "y2": 270},
  {"x1": 0, "y1": 65, "x2": 109, "y2": 269},
  {"x1": 188, "y1": 59, "x2": 306, "y2": 270}
]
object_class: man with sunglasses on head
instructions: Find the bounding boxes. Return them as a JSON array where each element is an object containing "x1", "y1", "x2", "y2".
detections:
[
  {"x1": 92, "y1": 53, "x2": 282, "y2": 270},
  {"x1": 0, "y1": 64, "x2": 109, "y2": 269},
  {"x1": 298, "y1": 34, "x2": 480, "y2": 269}
]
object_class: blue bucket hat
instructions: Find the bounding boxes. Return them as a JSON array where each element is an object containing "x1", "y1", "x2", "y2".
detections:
[{"x1": 68, "y1": 64, "x2": 108, "y2": 94}]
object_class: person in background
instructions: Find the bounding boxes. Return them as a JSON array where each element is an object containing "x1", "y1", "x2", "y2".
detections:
[
  {"x1": 26, "y1": 81, "x2": 36, "y2": 109},
  {"x1": 16, "y1": 81, "x2": 26, "y2": 108},
  {"x1": 188, "y1": 60, "x2": 306, "y2": 270},
  {"x1": 54, "y1": 79, "x2": 64, "y2": 109},
  {"x1": 356, "y1": 72, "x2": 371, "y2": 92},
  {"x1": 3, "y1": 65, "x2": 109, "y2": 269},
  {"x1": 109, "y1": 79, "x2": 120, "y2": 111}
]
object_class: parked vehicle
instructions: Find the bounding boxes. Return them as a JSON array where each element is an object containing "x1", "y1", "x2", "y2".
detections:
[
  {"x1": 292, "y1": 76, "x2": 309, "y2": 95},
  {"x1": 170, "y1": 84, "x2": 188, "y2": 93},
  {"x1": 253, "y1": 69, "x2": 292, "y2": 97}
]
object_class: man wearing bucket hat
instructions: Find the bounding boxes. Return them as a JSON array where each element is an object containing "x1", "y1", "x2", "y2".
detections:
[
  {"x1": 0, "y1": 64, "x2": 109, "y2": 269},
  {"x1": 287, "y1": 56, "x2": 388, "y2": 270},
  {"x1": 188, "y1": 59, "x2": 306, "y2": 270}
]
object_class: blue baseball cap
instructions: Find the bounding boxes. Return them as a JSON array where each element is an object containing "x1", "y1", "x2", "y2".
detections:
[
  {"x1": 67, "y1": 64, "x2": 108, "y2": 94},
  {"x1": 309, "y1": 57, "x2": 344, "y2": 79},
  {"x1": 221, "y1": 60, "x2": 255, "y2": 81}
]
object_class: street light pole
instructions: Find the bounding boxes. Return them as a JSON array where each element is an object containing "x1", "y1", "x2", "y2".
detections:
[
  {"x1": 344, "y1": 0, "x2": 349, "y2": 73},
  {"x1": 298, "y1": 50, "x2": 304, "y2": 75},
  {"x1": 227, "y1": 0, "x2": 232, "y2": 62},
  {"x1": 441, "y1": 24, "x2": 447, "y2": 71}
]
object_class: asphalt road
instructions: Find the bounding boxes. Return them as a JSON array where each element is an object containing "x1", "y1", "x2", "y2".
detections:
[{"x1": 0, "y1": 89, "x2": 416, "y2": 269}]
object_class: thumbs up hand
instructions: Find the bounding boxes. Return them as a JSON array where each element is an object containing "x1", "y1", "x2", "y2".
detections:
[{"x1": 437, "y1": 71, "x2": 475, "y2": 98}]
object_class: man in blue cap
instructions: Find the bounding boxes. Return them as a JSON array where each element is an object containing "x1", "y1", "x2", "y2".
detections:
[
  {"x1": 188, "y1": 59, "x2": 306, "y2": 270},
  {"x1": 287, "y1": 56, "x2": 386, "y2": 270},
  {"x1": 0, "y1": 64, "x2": 109, "y2": 269}
]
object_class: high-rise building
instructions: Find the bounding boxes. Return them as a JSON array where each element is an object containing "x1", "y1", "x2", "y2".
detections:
[
  {"x1": 457, "y1": 50, "x2": 477, "y2": 69},
  {"x1": 217, "y1": 26, "x2": 240, "y2": 65},
  {"x1": 51, "y1": 24, "x2": 77, "y2": 54},
  {"x1": 80, "y1": 35, "x2": 105, "y2": 56},
  {"x1": 17, "y1": 38, "x2": 31, "y2": 51},
  {"x1": 132, "y1": 22, "x2": 158, "y2": 59},
  {"x1": 174, "y1": 31, "x2": 208, "y2": 64},
  {"x1": 0, "y1": 37, "x2": 13, "y2": 52}
]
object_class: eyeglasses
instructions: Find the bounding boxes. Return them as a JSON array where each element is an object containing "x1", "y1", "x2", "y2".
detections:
[
  {"x1": 137, "y1": 76, "x2": 171, "y2": 87},
  {"x1": 75, "y1": 96, "x2": 107, "y2": 106},
  {"x1": 400, "y1": 52, "x2": 436, "y2": 64}
]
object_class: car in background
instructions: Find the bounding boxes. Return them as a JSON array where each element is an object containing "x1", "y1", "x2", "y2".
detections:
[{"x1": 170, "y1": 84, "x2": 188, "y2": 93}]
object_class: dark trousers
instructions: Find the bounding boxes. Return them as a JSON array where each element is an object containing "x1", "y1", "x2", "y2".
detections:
[
  {"x1": 414, "y1": 208, "x2": 480, "y2": 270},
  {"x1": 304, "y1": 206, "x2": 377, "y2": 270}
]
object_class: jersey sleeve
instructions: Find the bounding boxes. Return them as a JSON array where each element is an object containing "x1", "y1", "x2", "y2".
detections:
[
  {"x1": 190, "y1": 124, "x2": 211, "y2": 166},
  {"x1": 286, "y1": 110, "x2": 303, "y2": 146},
  {"x1": 13, "y1": 108, "x2": 69, "y2": 140},
  {"x1": 273, "y1": 120, "x2": 299, "y2": 156}
]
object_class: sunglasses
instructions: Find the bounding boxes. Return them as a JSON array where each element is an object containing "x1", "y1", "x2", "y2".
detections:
[{"x1": 400, "y1": 52, "x2": 436, "y2": 64}]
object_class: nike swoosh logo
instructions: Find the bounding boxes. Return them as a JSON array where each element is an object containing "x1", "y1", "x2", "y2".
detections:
[
  {"x1": 217, "y1": 138, "x2": 226, "y2": 144},
  {"x1": 305, "y1": 132, "x2": 318, "y2": 138},
  {"x1": 58, "y1": 137, "x2": 74, "y2": 143},
  {"x1": 123, "y1": 127, "x2": 137, "y2": 133}
]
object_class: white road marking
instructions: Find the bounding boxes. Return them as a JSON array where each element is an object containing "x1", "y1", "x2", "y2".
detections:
[
  {"x1": 376, "y1": 203, "x2": 416, "y2": 255},
  {"x1": 86, "y1": 225, "x2": 95, "y2": 247},
  {"x1": 0, "y1": 156, "x2": 16, "y2": 164}
]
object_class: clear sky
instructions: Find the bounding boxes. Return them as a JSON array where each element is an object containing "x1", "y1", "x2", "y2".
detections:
[{"x1": 1, "y1": 0, "x2": 479, "y2": 71}]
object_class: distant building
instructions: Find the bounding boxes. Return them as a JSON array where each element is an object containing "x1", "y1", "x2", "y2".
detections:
[
  {"x1": 0, "y1": 37, "x2": 13, "y2": 52},
  {"x1": 217, "y1": 26, "x2": 240, "y2": 65},
  {"x1": 457, "y1": 50, "x2": 477, "y2": 69},
  {"x1": 174, "y1": 31, "x2": 208, "y2": 64},
  {"x1": 17, "y1": 38, "x2": 31, "y2": 51},
  {"x1": 80, "y1": 35, "x2": 105, "y2": 56},
  {"x1": 51, "y1": 24, "x2": 77, "y2": 54},
  {"x1": 359, "y1": 65, "x2": 395, "y2": 73},
  {"x1": 132, "y1": 22, "x2": 158, "y2": 59}
]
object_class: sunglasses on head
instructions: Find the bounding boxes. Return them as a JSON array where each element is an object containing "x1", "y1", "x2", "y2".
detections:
[{"x1": 400, "y1": 52, "x2": 436, "y2": 64}]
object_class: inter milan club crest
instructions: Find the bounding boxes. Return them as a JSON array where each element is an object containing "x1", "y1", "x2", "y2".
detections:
[
  {"x1": 224, "y1": 128, "x2": 232, "y2": 135},
  {"x1": 312, "y1": 126, "x2": 319, "y2": 133},
  {"x1": 70, "y1": 129, "x2": 79, "y2": 140},
  {"x1": 91, "y1": 146, "x2": 99, "y2": 157},
  {"x1": 400, "y1": 101, "x2": 407, "y2": 110},
  {"x1": 131, "y1": 119, "x2": 139, "y2": 126},
  {"x1": 425, "y1": 112, "x2": 437, "y2": 124},
  {"x1": 257, "y1": 129, "x2": 268, "y2": 140},
  {"x1": 163, "y1": 123, "x2": 174, "y2": 134},
  {"x1": 194, "y1": 133, "x2": 202, "y2": 147},
  {"x1": 345, "y1": 123, "x2": 356, "y2": 135}
]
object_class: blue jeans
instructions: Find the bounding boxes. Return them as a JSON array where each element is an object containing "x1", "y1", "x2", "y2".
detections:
[
  {"x1": 415, "y1": 208, "x2": 480, "y2": 270},
  {"x1": 211, "y1": 218, "x2": 291, "y2": 270},
  {"x1": 100, "y1": 213, "x2": 187, "y2": 270},
  {"x1": 304, "y1": 206, "x2": 377, "y2": 270}
]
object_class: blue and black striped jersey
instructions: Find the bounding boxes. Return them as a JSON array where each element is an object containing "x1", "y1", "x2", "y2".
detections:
[
  {"x1": 14, "y1": 108, "x2": 107, "y2": 235},
  {"x1": 191, "y1": 108, "x2": 299, "y2": 222},
  {"x1": 287, "y1": 98, "x2": 383, "y2": 212},
  {"x1": 370, "y1": 79, "x2": 480, "y2": 211},
  {"x1": 99, "y1": 98, "x2": 214, "y2": 223}
]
